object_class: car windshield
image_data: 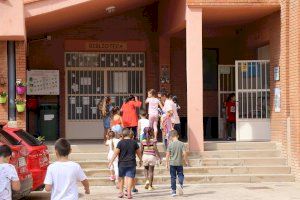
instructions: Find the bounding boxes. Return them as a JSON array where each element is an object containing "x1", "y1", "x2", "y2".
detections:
[
  {"x1": 0, "y1": 130, "x2": 19, "y2": 145},
  {"x1": 14, "y1": 130, "x2": 42, "y2": 146}
]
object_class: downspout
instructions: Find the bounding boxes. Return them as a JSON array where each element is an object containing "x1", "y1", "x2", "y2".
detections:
[{"x1": 7, "y1": 41, "x2": 16, "y2": 121}]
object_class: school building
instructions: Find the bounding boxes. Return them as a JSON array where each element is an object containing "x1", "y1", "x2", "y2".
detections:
[{"x1": 0, "y1": 0, "x2": 300, "y2": 180}]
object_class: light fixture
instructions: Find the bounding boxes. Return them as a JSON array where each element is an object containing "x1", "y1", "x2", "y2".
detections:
[{"x1": 106, "y1": 6, "x2": 116, "y2": 14}]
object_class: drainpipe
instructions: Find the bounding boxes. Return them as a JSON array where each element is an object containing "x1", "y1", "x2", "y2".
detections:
[{"x1": 7, "y1": 41, "x2": 16, "y2": 121}]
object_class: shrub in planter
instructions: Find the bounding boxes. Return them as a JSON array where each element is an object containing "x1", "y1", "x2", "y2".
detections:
[
  {"x1": 0, "y1": 91, "x2": 7, "y2": 104},
  {"x1": 16, "y1": 80, "x2": 26, "y2": 95},
  {"x1": 15, "y1": 98, "x2": 26, "y2": 112}
]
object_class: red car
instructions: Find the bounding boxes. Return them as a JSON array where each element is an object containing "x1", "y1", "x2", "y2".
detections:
[
  {"x1": 1, "y1": 125, "x2": 49, "y2": 191},
  {"x1": 0, "y1": 135, "x2": 33, "y2": 199}
]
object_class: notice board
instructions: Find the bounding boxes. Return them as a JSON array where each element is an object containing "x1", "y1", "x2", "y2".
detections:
[{"x1": 27, "y1": 70, "x2": 59, "y2": 95}]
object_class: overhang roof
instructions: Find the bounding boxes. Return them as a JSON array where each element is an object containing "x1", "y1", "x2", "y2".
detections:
[{"x1": 24, "y1": 0, "x2": 156, "y2": 36}]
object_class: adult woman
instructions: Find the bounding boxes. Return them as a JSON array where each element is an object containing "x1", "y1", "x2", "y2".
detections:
[
  {"x1": 99, "y1": 96, "x2": 113, "y2": 140},
  {"x1": 172, "y1": 96, "x2": 181, "y2": 138},
  {"x1": 121, "y1": 95, "x2": 142, "y2": 139}
]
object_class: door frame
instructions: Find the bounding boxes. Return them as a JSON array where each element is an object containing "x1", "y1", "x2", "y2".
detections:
[
  {"x1": 218, "y1": 65, "x2": 235, "y2": 140},
  {"x1": 235, "y1": 60, "x2": 270, "y2": 141}
]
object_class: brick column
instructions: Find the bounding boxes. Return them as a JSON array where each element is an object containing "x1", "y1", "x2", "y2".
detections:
[
  {"x1": 287, "y1": 0, "x2": 300, "y2": 180},
  {"x1": 186, "y1": 6, "x2": 204, "y2": 152}
]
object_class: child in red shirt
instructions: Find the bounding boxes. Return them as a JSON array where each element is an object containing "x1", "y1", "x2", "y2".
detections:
[{"x1": 225, "y1": 93, "x2": 236, "y2": 140}]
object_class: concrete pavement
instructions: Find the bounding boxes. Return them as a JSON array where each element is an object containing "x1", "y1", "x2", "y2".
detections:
[{"x1": 27, "y1": 182, "x2": 300, "y2": 200}]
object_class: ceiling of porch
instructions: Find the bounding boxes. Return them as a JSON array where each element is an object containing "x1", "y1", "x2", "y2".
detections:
[
  {"x1": 202, "y1": 6, "x2": 280, "y2": 27},
  {"x1": 25, "y1": 0, "x2": 156, "y2": 36}
]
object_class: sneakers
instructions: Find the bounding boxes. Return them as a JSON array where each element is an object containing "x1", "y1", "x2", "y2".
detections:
[
  {"x1": 171, "y1": 190, "x2": 176, "y2": 197},
  {"x1": 144, "y1": 180, "x2": 150, "y2": 189},
  {"x1": 132, "y1": 188, "x2": 138, "y2": 193},
  {"x1": 148, "y1": 186, "x2": 155, "y2": 191},
  {"x1": 177, "y1": 185, "x2": 184, "y2": 196},
  {"x1": 109, "y1": 175, "x2": 116, "y2": 181}
]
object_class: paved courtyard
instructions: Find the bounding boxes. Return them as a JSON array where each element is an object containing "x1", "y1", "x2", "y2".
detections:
[{"x1": 27, "y1": 183, "x2": 300, "y2": 200}]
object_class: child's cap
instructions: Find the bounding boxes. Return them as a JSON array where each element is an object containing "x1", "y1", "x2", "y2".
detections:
[{"x1": 0, "y1": 145, "x2": 12, "y2": 158}]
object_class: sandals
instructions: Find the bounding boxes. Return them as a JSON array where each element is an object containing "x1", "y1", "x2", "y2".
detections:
[
  {"x1": 127, "y1": 193, "x2": 133, "y2": 199},
  {"x1": 118, "y1": 192, "x2": 124, "y2": 198}
]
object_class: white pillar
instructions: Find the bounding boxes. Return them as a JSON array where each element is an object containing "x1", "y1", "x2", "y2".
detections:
[{"x1": 186, "y1": 6, "x2": 203, "y2": 152}]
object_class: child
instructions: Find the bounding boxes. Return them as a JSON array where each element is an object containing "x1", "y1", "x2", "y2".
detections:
[
  {"x1": 225, "y1": 93, "x2": 236, "y2": 140},
  {"x1": 0, "y1": 145, "x2": 20, "y2": 200},
  {"x1": 44, "y1": 138, "x2": 90, "y2": 200},
  {"x1": 141, "y1": 127, "x2": 161, "y2": 191},
  {"x1": 145, "y1": 89, "x2": 163, "y2": 139},
  {"x1": 137, "y1": 109, "x2": 150, "y2": 142},
  {"x1": 105, "y1": 131, "x2": 120, "y2": 184},
  {"x1": 109, "y1": 128, "x2": 142, "y2": 199},
  {"x1": 127, "y1": 130, "x2": 138, "y2": 194},
  {"x1": 161, "y1": 92, "x2": 174, "y2": 149},
  {"x1": 166, "y1": 130, "x2": 189, "y2": 197},
  {"x1": 111, "y1": 106, "x2": 123, "y2": 137}
]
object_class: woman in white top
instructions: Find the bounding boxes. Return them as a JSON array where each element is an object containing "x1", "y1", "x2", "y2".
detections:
[
  {"x1": 172, "y1": 96, "x2": 181, "y2": 137},
  {"x1": 145, "y1": 89, "x2": 163, "y2": 140}
]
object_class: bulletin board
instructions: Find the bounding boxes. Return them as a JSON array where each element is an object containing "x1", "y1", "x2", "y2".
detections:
[{"x1": 27, "y1": 70, "x2": 60, "y2": 95}]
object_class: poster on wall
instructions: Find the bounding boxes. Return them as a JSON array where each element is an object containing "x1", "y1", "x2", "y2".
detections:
[
  {"x1": 274, "y1": 87, "x2": 281, "y2": 112},
  {"x1": 27, "y1": 70, "x2": 59, "y2": 95},
  {"x1": 274, "y1": 66, "x2": 280, "y2": 81}
]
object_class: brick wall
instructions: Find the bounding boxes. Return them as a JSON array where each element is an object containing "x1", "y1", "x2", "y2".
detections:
[
  {"x1": 16, "y1": 41, "x2": 27, "y2": 129},
  {"x1": 0, "y1": 41, "x2": 26, "y2": 129},
  {"x1": 286, "y1": 0, "x2": 300, "y2": 180},
  {"x1": 237, "y1": 1, "x2": 300, "y2": 180},
  {"x1": 0, "y1": 42, "x2": 8, "y2": 124},
  {"x1": 170, "y1": 37, "x2": 187, "y2": 117},
  {"x1": 27, "y1": 6, "x2": 159, "y2": 137}
]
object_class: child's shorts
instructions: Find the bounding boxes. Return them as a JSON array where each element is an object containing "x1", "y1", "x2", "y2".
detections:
[
  {"x1": 142, "y1": 154, "x2": 157, "y2": 166},
  {"x1": 119, "y1": 166, "x2": 136, "y2": 178}
]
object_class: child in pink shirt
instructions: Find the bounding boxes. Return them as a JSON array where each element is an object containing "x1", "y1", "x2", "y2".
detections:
[{"x1": 145, "y1": 89, "x2": 163, "y2": 140}]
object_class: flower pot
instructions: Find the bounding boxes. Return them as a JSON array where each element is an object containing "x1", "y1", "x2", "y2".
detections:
[
  {"x1": 0, "y1": 96, "x2": 7, "y2": 104},
  {"x1": 16, "y1": 86, "x2": 26, "y2": 95},
  {"x1": 16, "y1": 103, "x2": 26, "y2": 112}
]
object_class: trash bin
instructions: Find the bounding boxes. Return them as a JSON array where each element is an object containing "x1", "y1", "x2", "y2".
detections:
[{"x1": 39, "y1": 104, "x2": 59, "y2": 140}]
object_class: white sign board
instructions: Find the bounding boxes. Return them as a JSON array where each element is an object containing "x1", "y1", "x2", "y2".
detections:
[
  {"x1": 274, "y1": 66, "x2": 280, "y2": 81},
  {"x1": 274, "y1": 87, "x2": 281, "y2": 112},
  {"x1": 27, "y1": 70, "x2": 59, "y2": 95}
]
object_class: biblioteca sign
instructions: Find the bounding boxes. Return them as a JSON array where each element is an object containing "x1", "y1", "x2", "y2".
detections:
[{"x1": 85, "y1": 42, "x2": 127, "y2": 51}]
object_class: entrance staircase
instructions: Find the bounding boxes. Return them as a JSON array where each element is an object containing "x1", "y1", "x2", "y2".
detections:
[{"x1": 48, "y1": 141, "x2": 294, "y2": 186}]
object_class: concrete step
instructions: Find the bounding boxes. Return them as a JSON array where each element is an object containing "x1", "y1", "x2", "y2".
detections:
[
  {"x1": 84, "y1": 166, "x2": 291, "y2": 177},
  {"x1": 204, "y1": 142, "x2": 277, "y2": 151},
  {"x1": 87, "y1": 174, "x2": 295, "y2": 186},
  {"x1": 77, "y1": 157, "x2": 287, "y2": 169},
  {"x1": 50, "y1": 149, "x2": 281, "y2": 161},
  {"x1": 201, "y1": 150, "x2": 280, "y2": 158},
  {"x1": 47, "y1": 143, "x2": 188, "y2": 154},
  {"x1": 48, "y1": 141, "x2": 278, "y2": 153},
  {"x1": 49, "y1": 151, "x2": 201, "y2": 162},
  {"x1": 201, "y1": 157, "x2": 287, "y2": 166}
]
